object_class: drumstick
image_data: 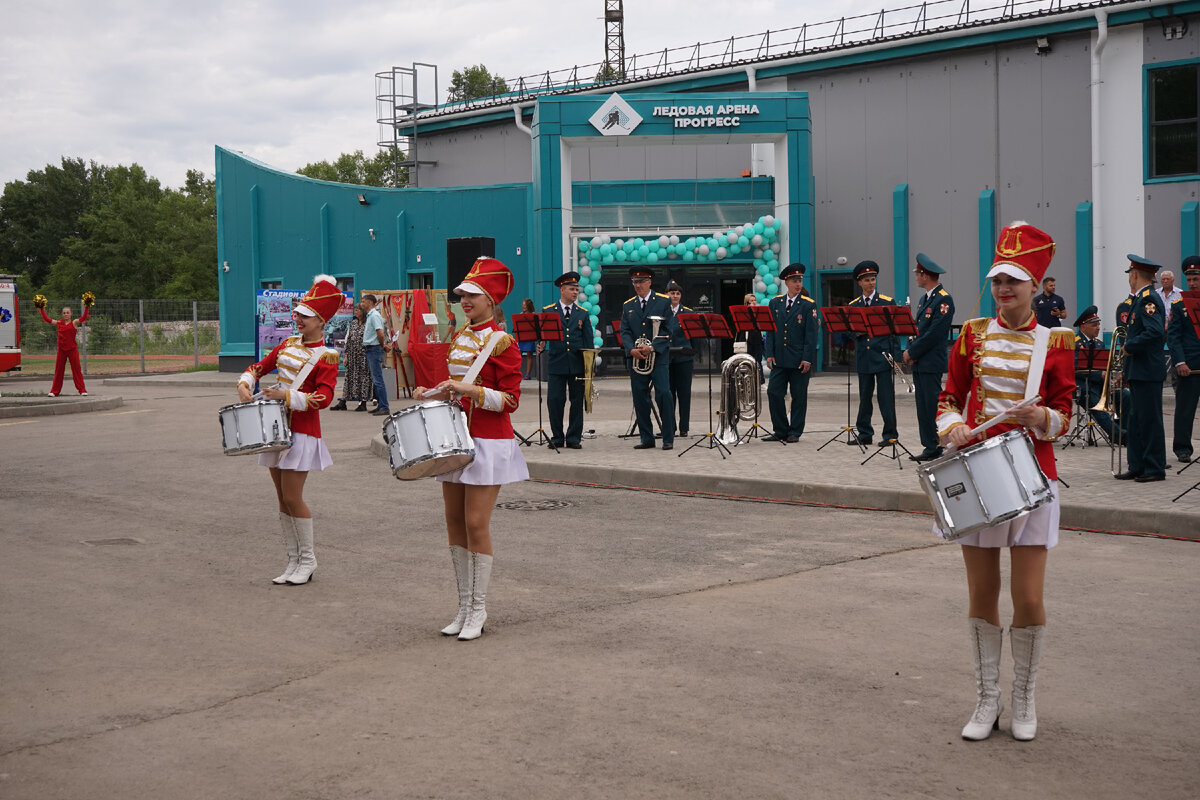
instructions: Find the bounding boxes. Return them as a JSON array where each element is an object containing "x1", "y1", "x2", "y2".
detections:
[{"x1": 946, "y1": 395, "x2": 1042, "y2": 454}]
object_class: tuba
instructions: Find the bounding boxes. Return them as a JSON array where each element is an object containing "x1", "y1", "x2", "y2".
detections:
[
  {"x1": 631, "y1": 316, "x2": 664, "y2": 375},
  {"x1": 715, "y1": 353, "x2": 761, "y2": 445},
  {"x1": 579, "y1": 348, "x2": 600, "y2": 413},
  {"x1": 1092, "y1": 326, "x2": 1127, "y2": 474}
]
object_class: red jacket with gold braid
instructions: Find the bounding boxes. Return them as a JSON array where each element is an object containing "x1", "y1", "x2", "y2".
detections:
[
  {"x1": 40, "y1": 306, "x2": 90, "y2": 351},
  {"x1": 238, "y1": 336, "x2": 339, "y2": 438},
  {"x1": 446, "y1": 321, "x2": 521, "y2": 439},
  {"x1": 936, "y1": 315, "x2": 1075, "y2": 481}
]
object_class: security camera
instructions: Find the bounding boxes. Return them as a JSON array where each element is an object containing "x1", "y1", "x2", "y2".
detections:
[{"x1": 222, "y1": 262, "x2": 230, "y2": 273}]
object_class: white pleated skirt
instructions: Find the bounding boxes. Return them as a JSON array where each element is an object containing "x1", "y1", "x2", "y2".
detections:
[
  {"x1": 257, "y1": 432, "x2": 333, "y2": 472},
  {"x1": 436, "y1": 437, "x2": 529, "y2": 485},
  {"x1": 941, "y1": 482, "x2": 1060, "y2": 549}
]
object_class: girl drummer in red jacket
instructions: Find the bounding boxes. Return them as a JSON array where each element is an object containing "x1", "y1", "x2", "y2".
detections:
[
  {"x1": 36, "y1": 292, "x2": 93, "y2": 396},
  {"x1": 417, "y1": 257, "x2": 528, "y2": 641},
  {"x1": 237, "y1": 275, "x2": 341, "y2": 586},
  {"x1": 935, "y1": 222, "x2": 1075, "y2": 743}
]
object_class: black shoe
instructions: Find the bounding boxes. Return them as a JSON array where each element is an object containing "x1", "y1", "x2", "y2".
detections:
[
  {"x1": 634, "y1": 442, "x2": 655, "y2": 450},
  {"x1": 763, "y1": 434, "x2": 786, "y2": 442},
  {"x1": 550, "y1": 441, "x2": 565, "y2": 449},
  {"x1": 353, "y1": 402, "x2": 368, "y2": 412},
  {"x1": 848, "y1": 436, "x2": 871, "y2": 446},
  {"x1": 1135, "y1": 473, "x2": 1166, "y2": 482},
  {"x1": 678, "y1": 431, "x2": 689, "y2": 438},
  {"x1": 786, "y1": 435, "x2": 800, "y2": 443},
  {"x1": 370, "y1": 407, "x2": 391, "y2": 416},
  {"x1": 1113, "y1": 471, "x2": 1140, "y2": 480},
  {"x1": 662, "y1": 442, "x2": 674, "y2": 451},
  {"x1": 1178, "y1": 454, "x2": 1194, "y2": 464},
  {"x1": 330, "y1": 399, "x2": 348, "y2": 411},
  {"x1": 909, "y1": 449, "x2": 943, "y2": 463},
  {"x1": 566, "y1": 443, "x2": 582, "y2": 449}
]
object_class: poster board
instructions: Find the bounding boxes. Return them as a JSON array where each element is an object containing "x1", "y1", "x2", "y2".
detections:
[{"x1": 255, "y1": 289, "x2": 354, "y2": 363}]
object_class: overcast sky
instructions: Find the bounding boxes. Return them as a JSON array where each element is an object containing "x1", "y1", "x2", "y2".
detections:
[{"x1": 1, "y1": 0, "x2": 1054, "y2": 190}]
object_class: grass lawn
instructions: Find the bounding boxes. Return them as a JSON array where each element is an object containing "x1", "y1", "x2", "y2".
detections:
[{"x1": 10, "y1": 354, "x2": 219, "y2": 376}]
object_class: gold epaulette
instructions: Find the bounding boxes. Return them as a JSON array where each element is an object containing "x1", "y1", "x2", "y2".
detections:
[
  {"x1": 848, "y1": 297, "x2": 861, "y2": 305},
  {"x1": 879, "y1": 295, "x2": 893, "y2": 302},
  {"x1": 1049, "y1": 329, "x2": 1075, "y2": 350},
  {"x1": 937, "y1": 288, "x2": 948, "y2": 297},
  {"x1": 492, "y1": 333, "x2": 514, "y2": 355},
  {"x1": 957, "y1": 318, "x2": 990, "y2": 356},
  {"x1": 320, "y1": 350, "x2": 340, "y2": 365},
  {"x1": 624, "y1": 296, "x2": 638, "y2": 304},
  {"x1": 655, "y1": 292, "x2": 668, "y2": 298}
]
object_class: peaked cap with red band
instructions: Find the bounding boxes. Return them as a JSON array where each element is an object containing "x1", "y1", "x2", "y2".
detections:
[
  {"x1": 986, "y1": 222, "x2": 1056, "y2": 283},
  {"x1": 294, "y1": 274, "x2": 342, "y2": 322},
  {"x1": 454, "y1": 257, "x2": 514, "y2": 306}
]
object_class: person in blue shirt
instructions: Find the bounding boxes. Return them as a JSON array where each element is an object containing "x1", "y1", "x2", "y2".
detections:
[
  {"x1": 361, "y1": 293, "x2": 390, "y2": 416},
  {"x1": 620, "y1": 267, "x2": 678, "y2": 450},
  {"x1": 1167, "y1": 257, "x2": 1200, "y2": 463},
  {"x1": 905, "y1": 253, "x2": 955, "y2": 461},
  {"x1": 542, "y1": 272, "x2": 594, "y2": 449},
  {"x1": 846, "y1": 260, "x2": 901, "y2": 446},
  {"x1": 763, "y1": 263, "x2": 819, "y2": 443},
  {"x1": 1032, "y1": 276, "x2": 1067, "y2": 328},
  {"x1": 1114, "y1": 255, "x2": 1168, "y2": 481}
]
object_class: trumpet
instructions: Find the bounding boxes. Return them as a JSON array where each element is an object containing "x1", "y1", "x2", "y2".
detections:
[
  {"x1": 884, "y1": 352, "x2": 914, "y2": 393},
  {"x1": 631, "y1": 316, "x2": 664, "y2": 375}
]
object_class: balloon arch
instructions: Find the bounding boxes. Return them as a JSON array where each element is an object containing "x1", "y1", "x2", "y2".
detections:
[{"x1": 572, "y1": 214, "x2": 784, "y2": 349}]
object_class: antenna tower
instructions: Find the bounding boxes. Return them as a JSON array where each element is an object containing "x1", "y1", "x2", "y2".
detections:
[{"x1": 604, "y1": 1, "x2": 625, "y2": 79}]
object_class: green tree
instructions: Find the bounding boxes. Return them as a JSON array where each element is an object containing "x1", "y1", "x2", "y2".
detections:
[
  {"x1": 447, "y1": 64, "x2": 509, "y2": 102},
  {"x1": 297, "y1": 147, "x2": 407, "y2": 187},
  {"x1": 150, "y1": 170, "x2": 218, "y2": 300},
  {"x1": 596, "y1": 62, "x2": 625, "y2": 82},
  {"x1": 0, "y1": 157, "x2": 92, "y2": 289}
]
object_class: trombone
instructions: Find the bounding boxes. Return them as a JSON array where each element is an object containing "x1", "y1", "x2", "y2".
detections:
[
  {"x1": 884, "y1": 351, "x2": 914, "y2": 393},
  {"x1": 1092, "y1": 326, "x2": 1127, "y2": 475}
]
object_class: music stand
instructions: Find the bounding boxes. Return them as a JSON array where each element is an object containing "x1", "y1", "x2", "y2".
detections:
[
  {"x1": 677, "y1": 313, "x2": 734, "y2": 458},
  {"x1": 858, "y1": 306, "x2": 918, "y2": 468},
  {"x1": 1061, "y1": 345, "x2": 1111, "y2": 448},
  {"x1": 816, "y1": 306, "x2": 868, "y2": 453},
  {"x1": 613, "y1": 327, "x2": 663, "y2": 440},
  {"x1": 728, "y1": 304, "x2": 773, "y2": 443},
  {"x1": 511, "y1": 312, "x2": 563, "y2": 451}
]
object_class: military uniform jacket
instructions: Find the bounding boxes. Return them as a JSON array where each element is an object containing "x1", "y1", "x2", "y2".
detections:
[
  {"x1": 620, "y1": 292, "x2": 678, "y2": 360},
  {"x1": 1117, "y1": 287, "x2": 1167, "y2": 382},
  {"x1": 1167, "y1": 296, "x2": 1200, "y2": 370},
  {"x1": 763, "y1": 293, "x2": 818, "y2": 369},
  {"x1": 907, "y1": 284, "x2": 955, "y2": 374},
  {"x1": 667, "y1": 304, "x2": 697, "y2": 362},
  {"x1": 846, "y1": 293, "x2": 901, "y2": 374},
  {"x1": 543, "y1": 302, "x2": 595, "y2": 375}
]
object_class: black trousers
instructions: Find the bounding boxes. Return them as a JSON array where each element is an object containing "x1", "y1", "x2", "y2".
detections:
[
  {"x1": 1173, "y1": 373, "x2": 1199, "y2": 459},
  {"x1": 668, "y1": 358, "x2": 694, "y2": 434},
  {"x1": 631, "y1": 360, "x2": 675, "y2": 445},
  {"x1": 547, "y1": 371, "x2": 584, "y2": 445},
  {"x1": 913, "y1": 371, "x2": 942, "y2": 453},
  {"x1": 855, "y1": 370, "x2": 898, "y2": 441},
  {"x1": 1126, "y1": 379, "x2": 1167, "y2": 477},
  {"x1": 766, "y1": 365, "x2": 811, "y2": 437}
]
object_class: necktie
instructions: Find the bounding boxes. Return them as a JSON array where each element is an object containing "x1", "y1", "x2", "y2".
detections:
[
  {"x1": 640, "y1": 298, "x2": 646, "y2": 312},
  {"x1": 786, "y1": 299, "x2": 793, "y2": 312}
]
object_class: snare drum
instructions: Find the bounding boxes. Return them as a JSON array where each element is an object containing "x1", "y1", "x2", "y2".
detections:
[
  {"x1": 917, "y1": 428, "x2": 1052, "y2": 541},
  {"x1": 382, "y1": 401, "x2": 474, "y2": 480},
  {"x1": 218, "y1": 399, "x2": 292, "y2": 456}
]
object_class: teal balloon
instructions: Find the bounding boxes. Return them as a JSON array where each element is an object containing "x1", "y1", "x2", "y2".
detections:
[
  {"x1": 717, "y1": 235, "x2": 729, "y2": 247},
  {"x1": 602, "y1": 254, "x2": 615, "y2": 265},
  {"x1": 737, "y1": 236, "x2": 750, "y2": 248},
  {"x1": 578, "y1": 274, "x2": 590, "y2": 286},
  {"x1": 684, "y1": 240, "x2": 695, "y2": 252},
  {"x1": 647, "y1": 252, "x2": 658, "y2": 263},
  {"x1": 683, "y1": 250, "x2": 695, "y2": 261},
  {"x1": 578, "y1": 241, "x2": 590, "y2": 252},
  {"x1": 630, "y1": 249, "x2": 642, "y2": 262},
  {"x1": 599, "y1": 243, "x2": 612, "y2": 256},
  {"x1": 590, "y1": 314, "x2": 600, "y2": 326},
  {"x1": 633, "y1": 238, "x2": 644, "y2": 248},
  {"x1": 753, "y1": 222, "x2": 765, "y2": 234},
  {"x1": 622, "y1": 241, "x2": 634, "y2": 254},
  {"x1": 584, "y1": 284, "x2": 596, "y2": 296},
  {"x1": 637, "y1": 245, "x2": 649, "y2": 258},
  {"x1": 593, "y1": 334, "x2": 604, "y2": 347},
  {"x1": 616, "y1": 249, "x2": 628, "y2": 262}
]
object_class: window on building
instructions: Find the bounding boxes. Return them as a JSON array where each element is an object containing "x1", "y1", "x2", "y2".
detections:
[
  {"x1": 261, "y1": 280, "x2": 281, "y2": 290},
  {"x1": 335, "y1": 276, "x2": 354, "y2": 292},
  {"x1": 1149, "y1": 63, "x2": 1199, "y2": 178},
  {"x1": 410, "y1": 273, "x2": 433, "y2": 291}
]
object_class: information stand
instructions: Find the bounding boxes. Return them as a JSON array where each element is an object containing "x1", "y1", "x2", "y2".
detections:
[
  {"x1": 816, "y1": 306, "x2": 868, "y2": 453},
  {"x1": 1062, "y1": 345, "x2": 1111, "y2": 448},
  {"x1": 512, "y1": 312, "x2": 563, "y2": 450},
  {"x1": 857, "y1": 305, "x2": 917, "y2": 468},
  {"x1": 727, "y1": 304, "x2": 774, "y2": 443},
  {"x1": 676, "y1": 313, "x2": 734, "y2": 459}
]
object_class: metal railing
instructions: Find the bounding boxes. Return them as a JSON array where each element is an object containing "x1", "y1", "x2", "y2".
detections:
[
  {"x1": 15, "y1": 298, "x2": 220, "y2": 374},
  {"x1": 417, "y1": 0, "x2": 1113, "y2": 115}
]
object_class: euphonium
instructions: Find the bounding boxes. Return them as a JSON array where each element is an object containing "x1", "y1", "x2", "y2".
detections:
[
  {"x1": 580, "y1": 348, "x2": 600, "y2": 413},
  {"x1": 715, "y1": 353, "x2": 761, "y2": 445},
  {"x1": 631, "y1": 315, "x2": 664, "y2": 375}
]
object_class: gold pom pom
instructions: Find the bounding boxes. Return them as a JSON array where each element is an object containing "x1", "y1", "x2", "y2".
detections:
[
  {"x1": 33, "y1": 294, "x2": 47, "y2": 309},
  {"x1": 82, "y1": 291, "x2": 96, "y2": 307}
]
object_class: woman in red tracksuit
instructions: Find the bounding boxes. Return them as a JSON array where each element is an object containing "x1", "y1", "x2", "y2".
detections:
[
  {"x1": 237, "y1": 275, "x2": 341, "y2": 586},
  {"x1": 935, "y1": 222, "x2": 1075, "y2": 743},
  {"x1": 417, "y1": 257, "x2": 528, "y2": 642},
  {"x1": 38, "y1": 295, "x2": 92, "y2": 396}
]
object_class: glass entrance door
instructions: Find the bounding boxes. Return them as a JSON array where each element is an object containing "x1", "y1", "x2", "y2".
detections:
[{"x1": 820, "y1": 272, "x2": 856, "y2": 372}]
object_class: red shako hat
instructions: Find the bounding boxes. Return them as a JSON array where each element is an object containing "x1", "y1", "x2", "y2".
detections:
[
  {"x1": 986, "y1": 222, "x2": 1056, "y2": 283},
  {"x1": 294, "y1": 274, "x2": 342, "y2": 322},
  {"x1": 454, "y1": 257, "x2": 514, "y2": 306}
]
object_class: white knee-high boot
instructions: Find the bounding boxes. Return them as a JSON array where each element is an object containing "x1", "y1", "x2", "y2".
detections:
[
  {"x1": 1010, "y1": 625, "x2": 1045, "y2": 741},
  {"x1": 286, "y1": 516, "x2": 317, "y2": 585},
  {"x1": 440, "y1": 545, "x2": 471, "y2": 636},
  {"x1": 272, "y1": 512, "x2": 300, "y2": 584},
  {"x1": 457, "y1": 552, "x2": 492, "y2": 641},
  {"x1": 962, "y1": 618, "x2": 1005, "y2": 740}
]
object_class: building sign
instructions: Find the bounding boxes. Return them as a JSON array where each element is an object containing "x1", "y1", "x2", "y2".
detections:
[
  {"x1": 588, "y1": 93, "x2": 643, "y2": 136},
  {"x1": 652, "y1": 103, "x2": 762, "y2": 129}
]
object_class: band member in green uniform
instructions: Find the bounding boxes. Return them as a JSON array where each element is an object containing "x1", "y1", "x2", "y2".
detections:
[
  {"x1": 847, "y1": 260, "x2": 901, "y2": 446},
  {"x1": 763, "y1": 263, "x2": 819, "y2": 443},
  {"x1": 906, "y1": 253, "x2": 956, "y2": 461},
  {"x1": 1167, "y1": 256, "x2": 1200, "y2": 463},
  {"x1": 620, "y1": 267, "x2": 678, "y2": 450},
  {"x1": 542, "y1": 272, "x2": 594, "y2": 449},
  {"x1": 1073, "y1": 305, "x2": 1127, "y2": 443},
  {"x1": 1114, "y1": 254, "x2": 1168, "y2": 481}
]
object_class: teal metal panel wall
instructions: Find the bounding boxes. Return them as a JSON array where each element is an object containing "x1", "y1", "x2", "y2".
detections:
[
  {"x1": 978, "y1": 190, "x2": 996, "y2": 318},
  {"x1": 892, "y1": 184, "x2": 909, "y2": 304},
  {"x1": 1075, "y1": 202, "x2": 1094, "y2": 313},
  {"x1": 1182, "y1": 202, "x2": 1199, "y2": 262}
]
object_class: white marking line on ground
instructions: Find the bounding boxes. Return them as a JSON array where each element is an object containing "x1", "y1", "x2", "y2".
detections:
[
  {"x1": 0, "y1": 420, "x2": 36, "y2": 426},
  {"x1": 100, "y1": 409, "x2": 158, "y2": 416}
]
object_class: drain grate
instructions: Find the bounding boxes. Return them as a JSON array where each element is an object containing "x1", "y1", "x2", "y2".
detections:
[
  {"x1": 495, "y1": 499, "x2": 574, "y2": 511},
  {"x1": 83, "y1": 538, "x2": 143, "y2": 546}
]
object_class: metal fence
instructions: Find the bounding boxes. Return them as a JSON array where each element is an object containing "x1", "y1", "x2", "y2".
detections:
[{"x1": 16, "y1": 298, "x2": 220, "y2": 373}]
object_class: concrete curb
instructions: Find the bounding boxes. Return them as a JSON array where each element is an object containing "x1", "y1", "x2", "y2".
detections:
[{"x1": 0, "y1": 396, "x2": 124, "y2": 418}]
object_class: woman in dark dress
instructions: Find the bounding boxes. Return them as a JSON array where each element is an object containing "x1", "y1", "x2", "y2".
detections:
[{"x1": 331, "y1": 303, "x2": 374, "y2": 411}]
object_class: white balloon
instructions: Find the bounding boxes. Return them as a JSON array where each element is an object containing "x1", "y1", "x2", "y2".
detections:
[
  {"x1": 593, "y1": 283, "x2": 603, "y2": 294},
  {"x1": 591, "y1": 236, "x2": 602, "y2": 248},
  {"x1": 580, "y1": 264, "x2": 592, "y2": 277},
  {"x1": 716, "y1": 246, "x2": 728, "y2": 259},
  {"x1": 763, "y1": 215, "x2": 775, "y2": 227},
  {"x1": 601, "y1": 234, "x2": 611, "y2": 244},
  {"x1": 770, "y1": 242, "x2": 781, "y2": 253},
  {"x1": 735, "y1": 226, "x2": 745, "y2": 237},
  {"x1": 614, "y1": 239, "x2": 624, "y2": 249},
  {"x1": 658, "y1": 235, "x2": 669, "y2": 248},
  {"x1": 753, "y1": 248, "x2": 763, "y2": 259},
  {"x1": 754, "y1": 279, "x2": 766, "y2": 292},
  {"x1": 698, "y1": 244, "x2": 710, "y2": 256},
  {"x1": 669, "y1": 235, "x2": 680, "y2": 245},
  {"x1": 752, "y1": 234, "x2": 763, "y2": 246}
]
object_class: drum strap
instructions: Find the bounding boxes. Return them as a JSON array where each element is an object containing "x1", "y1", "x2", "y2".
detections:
[
  {"x1": 461, "y1": 331, "x2": 503, "y2": 385},
  {"x1": 1024, "y1": 326, "x2": 1051, "y2": 401}
]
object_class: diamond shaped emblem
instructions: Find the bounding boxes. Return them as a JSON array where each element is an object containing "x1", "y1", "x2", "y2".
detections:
[{"x1": 589, "y1": 93, "x2": 642, "y2": 136}]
